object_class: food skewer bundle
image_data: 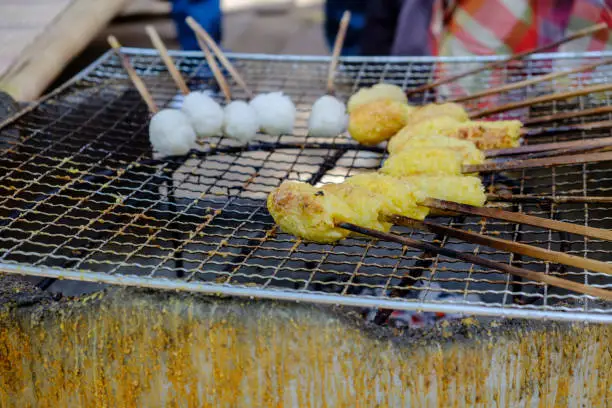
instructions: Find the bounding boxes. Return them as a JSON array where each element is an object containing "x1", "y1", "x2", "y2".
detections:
[
  {"x1": 307, "y1": 11, "x2": 351, "y2": 138},
  {"x1": 108, "y1": 36, "x2": 197, "y2": 158},
  {"x1": 186, "y1": 17, "x2": 296, "y2": 139},
  {"x1": 145, "y1": 25, "x2": 225, "y2": 140}
]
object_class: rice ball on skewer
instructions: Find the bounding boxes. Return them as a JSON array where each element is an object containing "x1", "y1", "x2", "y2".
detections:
[
  {"x1": 187, "y1": 18, "x2": 295, "y2": 138},
  {"x1": 406, "y1": 102, "x2": 469, "y2": 127},
  {"x1": 348, "y1": 99, "x2": 412, "y2": 145},
  {"x1": 180, "y1": 91, "x2": 224, "y2": 138},
  {"x1": 307, "y1": 11, "x2": 351, "y2": 138},
  {"x1": 402, "y1": 176, "x2": 487, "y2": 214},
  {"x1": 322, "y1": 182, "x2": 393, "y2": 234},
  {"x1": 223, "y1": 100, "x2": 260, "y2": 143},
  {"x1": 389, "y1": 134, "x2": 485, "y2": 165},
  {"x1": 344, "y1": 173, "x2": 430, "y2": 220},
  {"x1": 145, "y1": 25, "x2": 225, "y2": 140},
  {"x1": 267, "y1": 180, "x2": 356, "y2": 243},
  {"x1": 249, "y1": 91, "x2": 296, "y2": 136},
  {"x1": 381, "y1": 147, "x2": 465, "y2": 177},
  {"x1": 308, "y1": 95, "x2": 348, "y2": 137},
  {"x1": 347, "y1": 83, "x2": 409, "y2": 113},
  {"x1": 388, "y1": 117, "x2": 523, "y2": 151},
  {"x1": 108, "y1": 35, "x2": 198, "y2": 158},
  {"x1": 149, "y1": 109, "x2": 197, "y2": 157}
]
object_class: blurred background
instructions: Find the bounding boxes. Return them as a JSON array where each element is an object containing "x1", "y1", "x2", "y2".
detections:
[
  {"x1": 57, "y1": 0, "x2": 331, "y2": 88},
  {"x1": 2, "y1": 0, "x2": 611, "y2": 101},
  {"x1": 1, "y1": 0, "x2": 332, "y2": 101}
]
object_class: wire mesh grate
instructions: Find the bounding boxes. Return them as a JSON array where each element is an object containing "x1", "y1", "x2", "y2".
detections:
[{"x1": 2, "y1": 48, "x2": 612, "y2": 322}]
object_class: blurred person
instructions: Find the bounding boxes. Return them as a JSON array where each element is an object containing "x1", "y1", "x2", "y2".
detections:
[
  {"x1": 170, "y1": 0, "x2": 222, "y2": 50},
  {"x1": 324, "y1": 0, "x2": 369, "y2": 55},
  {"x1": 361, "y1": 0, "x2": 612, "y2": 57}
]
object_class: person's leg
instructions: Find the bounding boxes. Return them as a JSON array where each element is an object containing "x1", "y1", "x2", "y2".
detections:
[
  {"x1": 324, "y1": 0, "x2": 368, "y2": 56},
  {"x1": 171, "y1": 0, "x2": 222, "y2": 51},
  {"x1": 359, "y1": 0, "x2": 401, "y2": 56}
]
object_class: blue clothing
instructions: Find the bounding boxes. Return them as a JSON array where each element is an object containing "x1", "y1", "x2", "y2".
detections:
[
  {"x1": 324, "y1": 0, "x2": 368, "y2": 56},
  {"x1": 170, "y1": 0, "x2": 222, "y2": 50}
]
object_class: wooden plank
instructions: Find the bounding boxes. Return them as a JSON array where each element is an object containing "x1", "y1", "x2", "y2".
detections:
[{"x1": 0, "y1": 0, "x2": 128, "y2": 101}]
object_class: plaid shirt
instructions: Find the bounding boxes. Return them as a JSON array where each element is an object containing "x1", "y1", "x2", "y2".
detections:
[{"x1": 437, "y1": 0, "x2": 612, "y2": 56}]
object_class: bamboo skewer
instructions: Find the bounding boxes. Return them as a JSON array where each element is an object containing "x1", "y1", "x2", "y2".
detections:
[
  {"x1": 449, "y1": 58, "x2": 612, "y2": 104},
  {"x1": 107, "y1": 35, "x2": 158, "y2": 114},
  {"x1": 464, "y1": 150, "x2": 612, "y2": 173},
  {"x1": 521, "y1": 120, "x2": 612, "y2": 145},
  {"x1": 326, "y1": 10, "x2": 351, "y2": 95},
  {"x1": 420, "y1": 198, "x2": 612, "y2": 241},
  {"x1": 485, "y1": 136, "x2": 612, "y2": 158},
  {"x1": 195, "y1": 36, "x2": 232, "y2": 102},
  {"x1": 523, "y1": 105, "x2": 612, "y2": 126},
  {"x1": 405, "y1": 22, "x2": 608, "y2": 97},
  {"x1": 185, "y1": 16, "x2": 254, "y2": 99},
  {"x1": 391, "y1": 216, "x2": 612, "y2": 276},
  {"x1": 470, "y1": 83, "x2": 612, "y2": 119},
  {"x1": 486, "y1": 193, "x2": 612, "y2": 204},
  {"x1": 489, "y1": 144, "x2": 612, "y2": 161},
  {"x1": 145, "y1": 25, "x2": 190, "y2": 96},
  {"x1": 337, "y1": 221, "x2": 612, "y2": 300}
]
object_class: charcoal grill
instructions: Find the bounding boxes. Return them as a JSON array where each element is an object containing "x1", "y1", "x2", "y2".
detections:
[{"x1": 1, "y1": 48, "x2": 612, "y2": 323}]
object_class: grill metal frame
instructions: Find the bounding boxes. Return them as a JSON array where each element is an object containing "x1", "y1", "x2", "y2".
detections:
[{"x1": 2, "y1": 48, "x2": 612, "y2": 323}]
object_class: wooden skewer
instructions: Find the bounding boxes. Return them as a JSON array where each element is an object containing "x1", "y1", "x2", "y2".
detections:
[
  {"x1": 464, "y1": 150, "x2": 612, "y2": 173},
  {"x1": 405, "y1": 23, "x2": 608, "y2": 97},
  {"x1": 337, "y1": 221, "x2": 612, "y2": 300},
  {"x1": 185, "y1": 16, "x2": 254, "y2": 99},
  {"x1": 486, "y1": 193, "x2": 612, "y2": 204},
  {"x1": 420, "y1": 198, "x2": 612, "y2": 241},
  {"x1": 470, "y1": 82, "x2": 612, "y2": 119},
  {"x1": 522, "y1": 120, "x2": 612, "y2": 139},
  {"x1": 145, "y1": 25, "x2": 190, "y2": 96},
  {"x1": 326, "y1": 10, "x2": 351, "y2": 95},
  {"x1": 493, "y1": 144, "x2": 612, "y2": 161},
  {"x1": 449, "y1": 58, "x2": 612, "y2": 104},
  {"x1": 107, "y1": 35, "x2": 158, "y2": 114},
  {"x1": 195, "y1": 36, "x2": 232, "y2": 102},
  {"x1": 485, "y1": 136, "x2": 612, "y2": 158},
  {"x1": 523, "y1": 105, "x2": 612, "y2": 126},
  {"x1": 391, "y1": 215, "x2": 612, "y2": 276}
]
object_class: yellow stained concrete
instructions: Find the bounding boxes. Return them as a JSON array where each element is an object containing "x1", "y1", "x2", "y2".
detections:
[{"x1": 0, "y1": 290, "x2": 610, "y2": 407}]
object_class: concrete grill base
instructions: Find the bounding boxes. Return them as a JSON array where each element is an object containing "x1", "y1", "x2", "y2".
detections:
[{"x1": 0, "y1": 275, "x2": 610, "y2": 407}]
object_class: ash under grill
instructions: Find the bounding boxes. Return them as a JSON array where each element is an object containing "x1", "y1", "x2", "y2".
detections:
[{"x1": 1, "y1": 49, "x2": 612, "y2": 322}]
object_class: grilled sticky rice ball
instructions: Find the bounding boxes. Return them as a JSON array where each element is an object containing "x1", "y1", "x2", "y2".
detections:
[
  {"x1": 388, "y1": 134, "x2": 485, "y2": 166},
  {"x1": 347, "y1": 83, "x2": 409, "y2": 113},
  {"x1": 322, "y1": 183, "x2": 392, "y2": 233},
  {"x1": 348, "y1": 99, "x2": 412, "y2": 145},
  {"x1": 267, "y1": 181, "x2": 356, "y2": 243},
  {"x1": 344, "y1": 173, "x2": 430, "y2": 220},
  {"x1": 389, "y1": 117, "x2": 522, "y2": 150},
  {"x1": 407, "y1": 102, "x2": 469, "y2": 127},
  {"x1": 402, "y1": 175, "x2": 487, "y2": 208},
  {"x1": 452, "y1": 120, "x2": 522, "y2": 150},
  {"x1": 381, "y1": 147, "x2": 464, "y2": 177},
  {"x1": 387, "y1": 117, "x2": 464, "y2": 153}
]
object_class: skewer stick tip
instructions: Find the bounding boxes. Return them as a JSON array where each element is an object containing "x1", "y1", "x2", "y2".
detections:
[
  {"x1": 326, "y1": 10, "x2": 351, "y2": 95},
  {"x1": 107, "y1": 35, "x2": 120, "y2": 50},
  {"x1": 196, "y1": 36, "x2": 232, "y2": 102},
  {"x1": 186, "y1": 15, "x2": 253, "y2": 99},
  {"x1": 107, "y1": 34, "x2": 159, "y2": 114},
  {"x1": 144, "y1": 24, "x2": 191, "y2": 95}
]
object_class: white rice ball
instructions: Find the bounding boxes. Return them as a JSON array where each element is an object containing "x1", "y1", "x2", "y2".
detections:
[
  {"x1": 181, "y1": 91, "x2": 224, "y2": 138},
  {"x1": 249, "y1": 92, "x2": 295, "y2": 136},
  {"x1": 308, "y1": 95, "x2": 348, "y2": 137},
  {"x1": 149, "y1": 109, "x2": 197, "y2": 157},
  {"x1": 223, "y1": 100, "x2": 259, "y2": 143}
]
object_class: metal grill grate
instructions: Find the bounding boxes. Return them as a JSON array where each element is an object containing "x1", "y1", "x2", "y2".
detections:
[{"x1": 2, "y1": 48, "x2": 612, "y2": 322}]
